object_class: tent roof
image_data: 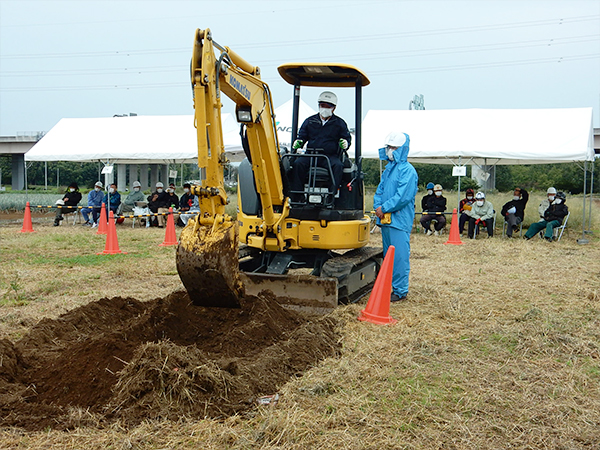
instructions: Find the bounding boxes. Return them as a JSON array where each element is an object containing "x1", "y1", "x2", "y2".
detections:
[
  {"x1": 362, "y1": 108, "x2": 595, "y2": 165},
  {"x1": 25, "y1": 114, "x2": 245, "y2": 164}
]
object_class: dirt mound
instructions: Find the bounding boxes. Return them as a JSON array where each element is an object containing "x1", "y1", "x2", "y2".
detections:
[{"x1": 0, "y1": 291, "x2": 341, "y2": 431}]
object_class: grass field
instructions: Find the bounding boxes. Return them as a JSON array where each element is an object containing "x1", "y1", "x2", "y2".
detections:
[{"x1": 0, "y1": 194, "x2": 599, "y2": 449}]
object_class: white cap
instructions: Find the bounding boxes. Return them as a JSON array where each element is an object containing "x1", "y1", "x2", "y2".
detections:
[
  {"x1": 547, "y1": 187, "x2": 557, "y2": 194},
  {"x1": 385, "y1": 131, "x2": 407, "y2": 147},
  {"x1": 156, "y1": 182, "x2": 164, "y2": 188},
  {"x1": 318, "y1": 91, "x2": 337, "y2": 106},
  {"x1": 434, "y1": 184, "x2": 443, "y2": 191},
  {"x1": 475, "y1": 191, "x2": 485, "y2": 199},
  {"x1": 132, "y1": 181, "x2": 141, "y2": 188},
  {"x1": 95, "y1": 181, "x2": 103, "y2": 188}
]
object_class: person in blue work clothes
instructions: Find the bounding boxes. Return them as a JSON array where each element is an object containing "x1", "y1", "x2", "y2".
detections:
[
  {"x1": 81, "y1": 181, "x2": 104, "y2": 226},
  {"x1": 290, "y1": 91, "x2": 351, "y2": 202},
  {"x1": 373, "y1": 131, "x2": 418, "y2": 302},
  {"x1": 99, "y1": 183, "x2": 121, "y2": 227}
]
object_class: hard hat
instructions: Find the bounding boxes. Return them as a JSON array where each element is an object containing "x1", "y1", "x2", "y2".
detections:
[
  {"x1": 95, "y1": 181, "x2": 103, "y2": 188},
  {"x1": 385, "y1": 132, "x2": 407, "y2": 148},
  {"x1": 466, "y1": 188, "x2": 474, "y2": 195},
  {"x1": 318, "y1": 91, "x2": 337, "y2": 106},
  {"x1": 426, "y1": 182, "x2": 435, "y2": 190},
  {"x1": 156, "y1": 182, "x2": 164, "y2": 188},
  {"x1": 475, "y1": 191, "x2": 485, "y2": 199},
  {"x1": 556, "y1": 191, "x2": 566, "y2": 200},
  {"x1": 132, "y1": 181, "x2": 141, "y2": 188},
  {"x1": 434, "y1": 184, "x2": 443, "y2": 191},
  {"x1": 547, "y1": 187, "x2": 557, "y2": 194}
]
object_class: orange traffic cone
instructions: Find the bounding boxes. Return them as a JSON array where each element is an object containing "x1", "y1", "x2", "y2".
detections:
[
  {"x1": 159, "y1": 207, "x2": 178, "y2": 247},
  {"x1": 358, "y1": 245, "x2": 397, "y2": 325},
  {"x1": 98, "y1": 211, "x2": 126, "y2": 255},
  {"x1": 19, "y1": 202, "x2": 35, "y2": 233},
  {"x1": 444, "y1": 208, "x2": 463, "y2": 245},
  {"x1": 96, "y1": 203, "x2": 108, "y2": 235}
]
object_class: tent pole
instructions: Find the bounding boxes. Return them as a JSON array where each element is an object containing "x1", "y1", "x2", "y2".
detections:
[
  {"x1": 587, "y1": 159, "x2": 594, "y2": 233},
  {"x1": 44, "y1": 161, "x2": 48, "y2": 190},
  {"x1": 457, "y1": 156, "x2": 461, "y2": 211},
  {"x1": 578, "y1": 160, "x2": 589, "y2": 244}
]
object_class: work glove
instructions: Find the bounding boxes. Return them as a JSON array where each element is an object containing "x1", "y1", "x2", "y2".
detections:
[
  {"x1": 475, "y1": 219, "x2": 481, "y2": 225},
  {"x1": 339, "y1": 139, "x2": 349, "y2": 150},
  {"x1": 481, "y1": 220, "x2": 487, "y2": 227},
  {"x1": 292, "y1": 140, "x2": 304, "y2": 150}
]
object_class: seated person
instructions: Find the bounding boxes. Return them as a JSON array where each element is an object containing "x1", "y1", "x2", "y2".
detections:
[
  {"x1": 459, "y1": 188, "x2": 475, "y2": 234},
  {"x1": 524, "y1": 191, "x2": 568, "y2": 241},
  {"x1": 538, "y1": 187, "x2": 556, "y2": 221},
  {"x1": 54, "y1": 181, "x2": 82, "y2": 226},
  {"x1": 178, "y1": 183, "x2": 197, "y2": 226},
  {"x1": 120, "y1": 181, "x2": 146, "y2": 214},
  {"x1": 180, "y1": 195, "x2": 200, "y2": 226},
  {"x1": 466, "y1": 192, "x2": 494, "y2": 238},
  {"x1": 421, "y1": 182, "x2": 435, "y2": 211},
  {"x1": 148, "y1": 182, "x2": 170, "y2": 227},
  {"x1": 81, "y1": 181, "x2": 104, "y2": 226},
  {"x1": 420, "y1": 184, "x2": 446, "y2": 235},
  {"x1": 158, "y1": 185, "x2": 180, "y2": 225},
  {"x1": 289, "y1": 91, "x2": 351, "y2": 202},
  {"x1": 501, "y1": 187, "x2": 529, "y2": 237}
]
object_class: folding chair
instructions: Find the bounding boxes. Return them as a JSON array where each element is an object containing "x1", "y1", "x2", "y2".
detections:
[
  {"x1": 473, "y1": 210, "x2": 496, "y2": 238},
  {"x1": 539, "y1": 211, "x2": 570, "y2": 241},
  {"x1": 61, "y1": 207, "x2": 81, "y2": 225},
  {"x1": 132, "y1": 202, "x2": 151, "y2": 228}
]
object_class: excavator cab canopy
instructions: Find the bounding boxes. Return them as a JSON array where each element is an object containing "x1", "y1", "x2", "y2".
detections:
[{"x1": 277, "y1": 63, "x2": 370, "y2": 87}]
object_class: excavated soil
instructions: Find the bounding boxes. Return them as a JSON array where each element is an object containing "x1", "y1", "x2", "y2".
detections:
[{"x1": 0, "y1": 291, "x2": 341, "y2": 431}]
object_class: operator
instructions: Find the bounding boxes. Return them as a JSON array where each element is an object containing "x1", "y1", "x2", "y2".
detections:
[
  {"x1": 373, "y1": 131, "x2": 418, "y2": 302},
  {"x1": 290, "y1": 91, "x2": 351, "y2": 202}
]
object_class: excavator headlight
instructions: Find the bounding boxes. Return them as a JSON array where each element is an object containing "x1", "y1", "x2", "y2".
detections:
[
  {"x1": 308, "y1": 195, "x2": 322, "y2": 204},
  {"x1": 236, "y1": 108, "x2": 252, "y2": 123}
]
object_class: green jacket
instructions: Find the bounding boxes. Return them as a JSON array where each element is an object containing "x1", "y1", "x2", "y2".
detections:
[
  {"x1": 123, "y1": 190, "x2": 146, "y2": 206},
  {"x1": 466, "y1": 200, "x2": 494, "y2": 220}
]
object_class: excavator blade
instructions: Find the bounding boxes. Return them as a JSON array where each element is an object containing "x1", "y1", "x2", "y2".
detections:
[{"x1": 176, "y1": 220, "x2": 244, "y2": 308}]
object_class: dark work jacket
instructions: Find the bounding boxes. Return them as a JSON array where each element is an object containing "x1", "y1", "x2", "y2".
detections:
[
  {"x1": 147, "y1": 191, "x2": 170, "y2": 211},
  {"x1": 424, "y1": 195, "x2": 446, "y2": 213},
  {"x1": 421, "y1": 193, "x2": 434, "y2": 210},
  {"x1": 543, "y1": 201, "x2": 568, "y2": 225},
  {"x1": 179, "y1": 193, "x2": 194, "y2": 210},
  {"x1": 501, "y1": 189, "x2": 529, "y2": 220},
  {"x1": 297, "y1": 114, "x2": 351, "y2": 156},
  {"x1": 63, "y1": 191, "x2": 82, "y2": 206}
]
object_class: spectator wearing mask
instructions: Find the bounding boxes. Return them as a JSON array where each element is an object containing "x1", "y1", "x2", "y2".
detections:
[
  {"x1": 54, "y1": 182, "x2": 82, "y2": 226},
  {"x1": 98, "y1": 183, "x2": 121, "y2": 227},
  {"x1": 148, "y1": 182, "x2": 170, "y2": 227},
  {"x1": 538, "y1": 187, "x2": 557, "y2": 221},
  {"x1": 81, "y1": 181, "x2": 104, "y2": 226},
  {"x1": 524, "y1": 191, "x2": 568, "y2": 242},
  {"x1": 178, "y1": 183, "x2": 196, "y2": 226},
  {"x1": 420, "y1": 183, "x2": 447, "y2": 235},
  {"x1": 120, "y1": 181, "x2": 145, "y2": 214},
  {"x1": 501, "y1": 187, "x2": 529, "y2": 237},
  {"x1": 466, "y1": 192, "x2": 495, "y2": 238},
  {"x1": 459, "y1": 188, "x2": 475, "y2": 234},
  {"x1": 421, "y1": 182, "x2": 435, "y2": 211}
]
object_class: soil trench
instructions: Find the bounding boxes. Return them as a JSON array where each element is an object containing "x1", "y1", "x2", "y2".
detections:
[{"x1": 0, "y1": 291, "x2": 341, "y2": 431}]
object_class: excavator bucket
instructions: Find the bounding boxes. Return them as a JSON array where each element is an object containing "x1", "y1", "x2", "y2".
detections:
[{"x1": 176, "y1": 219, "x2": 244, "y2": 308}]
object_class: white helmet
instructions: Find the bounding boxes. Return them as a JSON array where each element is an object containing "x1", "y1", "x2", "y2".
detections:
[
  {"x1": 385, "y1": 131, "x2": 407, "y2": 147},
  {"x1": 475, "y1": 191, "x2": 485, "y2": 200},
  {"x1": 318, "y1": 91, "x2": 337, "y2": 106},
  {"x1": 547, "y1": 187, "x2": 557, "y2": 194},
  {"x1": 132, "y1": 181, "x2": 141, "y2": 188},
  {"x1": 156, "y1": 182, "x2": 164, "y2": 188},
  {"x1": 94, "y1": 181, "x2": 103, "y2": 188}
]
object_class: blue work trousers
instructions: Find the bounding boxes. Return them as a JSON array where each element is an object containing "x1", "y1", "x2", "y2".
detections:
[{"x1": 381, "y1": 226, "x2": 411, "y2": 297}]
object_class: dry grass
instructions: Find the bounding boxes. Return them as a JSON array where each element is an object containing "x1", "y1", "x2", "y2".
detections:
[{"x1": 1, "y1": 208, "x2": 600, "y2": 448}]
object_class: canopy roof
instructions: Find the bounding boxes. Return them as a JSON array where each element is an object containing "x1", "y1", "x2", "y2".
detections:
[
  {"x1": 362, "y1": 108, "x2": 595, "y2": 165},
  {"x1": 25, "y1": 114, "x2": 244, "y2": 164}
]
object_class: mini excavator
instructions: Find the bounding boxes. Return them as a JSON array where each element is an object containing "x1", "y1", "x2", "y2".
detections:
[{"x1": 176, "y1": 28, "x2": 382, "y2": 314}]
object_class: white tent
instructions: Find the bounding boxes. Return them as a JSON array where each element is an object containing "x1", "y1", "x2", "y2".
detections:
[
  {"x1": 25, "y1": 114, "x2": 244, "y2": 164},
  {"x1": 274, "y1": 99, "x2": 317, "y2": 149},
  {"x1": 361, "y1": 108, "x2": 595, "y2": 164}
]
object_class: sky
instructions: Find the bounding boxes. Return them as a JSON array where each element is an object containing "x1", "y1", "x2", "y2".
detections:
[{"x1": 0, "y1": 0, "x2": 599, "y2": 137}]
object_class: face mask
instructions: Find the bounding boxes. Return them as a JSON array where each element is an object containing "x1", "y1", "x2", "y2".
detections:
[
  {"x1": 95, "y1": 187, "x2": 101, "y2": 191},
  {"x1": 167, "y1": 188, "x2": 174, "y2": 194},
  {"x1": 548, "y1": 195, "x2": 555, "y2": 201},
  {"x1": 109, "y1": 188, "x2": 115, "y2": 194},
  {"x1": 427, "y1": 189, "x2": 433, "y2": 195},
  {"x1": 184, "y1": 188, "x2": 190, "y2": 193},
  {"x1": 554, "y1": 198, "x2": 562, "y2": 204},
  {"x1": 476, "y1": 200, "x2": 484, "y2": 206},
  {"x1": 467, "y1": 196, "x2": 473, "y2": 200},
  {"x1": 69, "y1": 188, "x2": 75, "y2": 192},
  {"x1": 319, "y1": 107, "x2": 333, "y2": 118},
  {"x1": 157, "y1": 188, "x2": 163, "y2": 193},
  {"x1": 134, "y1": 187, "x2": 140, "y2": 192},
  {"x1": 385, "y1": 148, "x2": 395, "y2": 161},
  {"x1": 513, "y1": 196, "x2": 520, "y2": 201},
  {"x1": 435, "y1": 191, "x2": 442, "y2": 197}
]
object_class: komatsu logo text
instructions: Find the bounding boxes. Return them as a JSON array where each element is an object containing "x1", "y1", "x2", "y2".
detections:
[{"x1": 229, "y1": 75, "x2": 251, "y2": 101}]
